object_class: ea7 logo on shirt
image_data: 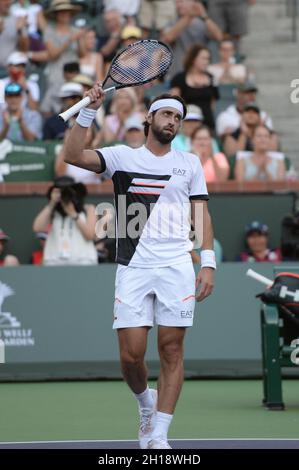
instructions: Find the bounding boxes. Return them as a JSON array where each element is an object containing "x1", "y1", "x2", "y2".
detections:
[
  {"x1": 173, "y1": 168, "x2": 186, "y2": 176},
  {"x1": 181, "y1": 310, "x2": 193, "y2": 319}
]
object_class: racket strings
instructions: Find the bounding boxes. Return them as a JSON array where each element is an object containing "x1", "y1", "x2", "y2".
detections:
[{"x1": 110, "y1": 42, "x2": 172, "y2": 85}]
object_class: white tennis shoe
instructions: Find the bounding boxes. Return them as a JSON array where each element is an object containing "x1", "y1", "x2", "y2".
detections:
[
  {"x1": 138, "y1": 389, "x2": 158, "y2": 449},
  {"x1": 147, "y1": 437, "x2": 172, "y2": 449}
]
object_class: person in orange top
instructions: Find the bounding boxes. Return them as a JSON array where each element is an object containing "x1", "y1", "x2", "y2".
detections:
[
  {"x1": 31, "y1": 231, "x2": 48, "y2": 265},
  {"x1": 191, "y1": 125, "x2": 229, "y2": 182}
]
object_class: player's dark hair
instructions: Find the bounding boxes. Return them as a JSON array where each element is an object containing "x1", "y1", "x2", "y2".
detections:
[{"x1": 143, "y1": 93, "x2": 187, "y2": 137}]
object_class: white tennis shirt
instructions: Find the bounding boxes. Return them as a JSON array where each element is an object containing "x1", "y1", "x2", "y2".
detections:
[{"x1": 97, "y1": 145, "x2": 209, "y2": 267}]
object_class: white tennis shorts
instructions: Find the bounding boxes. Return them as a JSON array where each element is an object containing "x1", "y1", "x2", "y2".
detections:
[{"x1": 113, "y1": 262, "x2": 196, "y2": 329}]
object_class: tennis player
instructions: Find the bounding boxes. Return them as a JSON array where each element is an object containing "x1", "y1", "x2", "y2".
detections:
[{"x1": 64, "y1": 84, "x2": 216, "y2": 449}]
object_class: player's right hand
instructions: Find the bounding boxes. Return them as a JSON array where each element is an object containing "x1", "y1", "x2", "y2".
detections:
[{"x1": 86, "y1": 82, "x2": 105, "y2": 110}]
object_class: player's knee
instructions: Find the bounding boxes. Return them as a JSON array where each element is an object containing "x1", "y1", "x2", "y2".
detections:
[
  {"x1": 120, "y1": 349, "x2": 145, "y2": 367},
  {"x1": 159, "y1": 341, "x2": 183, "y2": 365}
]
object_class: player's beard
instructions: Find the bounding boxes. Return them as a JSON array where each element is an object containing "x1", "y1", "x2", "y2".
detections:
[{"x1": 151, "y1": 121, "x2": 177, "y2": 144}]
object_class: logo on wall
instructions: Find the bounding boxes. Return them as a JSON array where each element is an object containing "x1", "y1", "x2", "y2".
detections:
[{"x1": 0, "y1": 282, "x2": 35, "y2": 347}]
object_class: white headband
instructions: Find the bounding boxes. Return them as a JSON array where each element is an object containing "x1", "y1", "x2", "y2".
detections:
[{"x1": 148, "y1": 99, "x2": 184, "y2": 117}]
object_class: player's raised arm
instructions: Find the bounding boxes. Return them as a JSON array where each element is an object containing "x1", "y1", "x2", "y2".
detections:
[{"x1": 63, "y1": 83, "x2": 105, "y2": 174}]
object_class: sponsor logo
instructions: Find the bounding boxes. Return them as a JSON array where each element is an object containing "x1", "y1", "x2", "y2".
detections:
[
  {"x1": 181, "y1": 310, "x2": 193, "y2": 319},
  {"x1": 173, "y1": 168, "x2": 186, "y2": 176},
  {"x1": 0, "y1": 282, "x2": 35, "y2": 347}
]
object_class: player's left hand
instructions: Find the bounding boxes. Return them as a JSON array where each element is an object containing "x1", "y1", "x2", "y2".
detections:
[{"x1": 195, "y1": 267, "x2": 214, "y2": 302}]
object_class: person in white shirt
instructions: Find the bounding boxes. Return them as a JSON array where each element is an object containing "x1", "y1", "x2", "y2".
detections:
[{"x1": 63, "y1": 89, "x2": 216, "y2": 449}]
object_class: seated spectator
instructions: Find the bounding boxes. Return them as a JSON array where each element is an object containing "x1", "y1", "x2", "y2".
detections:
[
  {"x1": 161, "y1": 0, "x2": 223, "y2": 79},
  {"x1": 31, "y1": 231, "x2": 47, "y2": 265},
  {"x1": 234, "y1": 125, "x2": 286, "y2": 182},
  {"x1": 223, "y1": 102, "x2": 279, "y2": 156},
  {"x1": 171, "y1": 44, "x2": 219, "y2": 130},
  {"x1": 208, "y1": 39, "x2": 247, "y2": 84},
  {"x1": 172, "y1": 104, "x2": 204, "y2": 151},
  {"x1": 43, "y1": 81, "x2": 83, "y2": 140},
  {"x1": 216, "y1": 81, "x2": 273, "y2": 137},
  {"x1": 41, "y1": 0, "x2": 85, "y2": 115},
  {"x1": 124, "y1": 115, "x2": 145, "y2": 148},
  {"x1": 79, "y1": 28, "x2": 104, "y2": 82},
  {"x1": 208, "y1": 0, "x2": 256, "y2": 53},
  {"x1": 0, "y1": 228, "x2": 20, "y2": 266},
  {"x1": 191, "y1": 125, "x2": 229, "y2": 182},
  {"x1": 0, "y1": 83, "x2": 42, "y2": 141},
  {"x1": 0, "y1": 51, "x2": 40, "y2": 111},
  {"x1": 33, "y1": 177, "x2": 98, "y2": 266},
  {"x1": 0, "y1": 0, "x2": 29, "y2": 68},
  {"x1": 237, "y1": 221, "x2": 282, "y2": 263}
]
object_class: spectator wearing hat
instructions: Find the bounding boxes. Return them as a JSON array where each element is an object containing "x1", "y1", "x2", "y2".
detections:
[
  {"x1": 0, "y1": 0, "x2": 29, "y2": 68},
  {"x1": 237, "y1": 221, "x2": 282, "y2": 263},
  {"x1": 79, "y1": 28, "x2": 104, "y2": 82},
  {"x1": 172, "y1": 104, "x2": 204, "y2": 151},
  {"x1": 41, "y1": 0, "x2": 86, "y2": 114},
  {"x1": 43, "y1": 81, "x2": 83, "y2": 140},
  {"x1": 33, "y1": 176, "x2": 98, "y2": 266},
  {"x1": 216, "y1": 81, "x2": 274, "y2": 137},
  {"x1": 191, "y1": 125, "x2": 229, "y2": 182},
  {"x1": 161, "y1": 0, "x2": 223, "y2": 79},
  {"x1": 234, "y1": 125, "x2": 286, "y2": 182},
  {"x1": 124, "y1": 115, "x2": 145, "y2": 149},
  {"x1": 223, "y1": 102, "x2": 279, "y2": 157},
  {"x1": 0, "y1": 228, "x2": 20, "y2": 267},
  {"x1": 208, "y1": 39, "x2": 247, "y2": 85},
  {"x1": 120, "y1": 25, "x2": 142, "y2": 47},
  {"x1": 31, "y1": 231, "x2": 47, "y2": 265},
  {"x1": 0, "y1": 82, "x2": 42, "y2": 141},
  {"x1": 0, "y1": 51, "x2": 40, "y2": 111}
]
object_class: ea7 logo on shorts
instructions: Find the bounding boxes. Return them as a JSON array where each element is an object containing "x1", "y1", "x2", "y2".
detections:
[
  {"x1": 181, "y1": 310, "x2": 193, "y2": 319},
  {"x1": 173, "y1": 168, "x2": 186, "y2": 176}
]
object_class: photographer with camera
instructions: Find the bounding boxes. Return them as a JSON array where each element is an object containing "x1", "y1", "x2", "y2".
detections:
[{"x1": 33, "y1": 176, "x2": 98, "y2": 266}]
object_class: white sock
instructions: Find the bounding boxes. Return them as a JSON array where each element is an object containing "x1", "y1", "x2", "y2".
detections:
[
  {"x1": 151, "y1": 411, "x2": 173, "y2": 440},
  {"x1": 134, "y1": 386, "x2": 154, "y2": 411}
]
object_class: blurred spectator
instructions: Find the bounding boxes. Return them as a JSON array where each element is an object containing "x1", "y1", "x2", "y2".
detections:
[
  {"x1": 43, "y1": 81, "x2": 83, "y2": 140},
  {"x1": 121, "y1": 24, "x2": 142, "y2": 47},
  {"x1": 98, "y1": 9, "x2": 123, "y2": 66},
  {"x1": 104, "y1": 0, "x2": 140, "y2": 21},
  {"x1": 41, "y1": 0, "x2": 85, "y2": 115},
  {"x1": 33, "y1": 176, "x2": 98, "y2": 266},
  {"x1": 97, "y1": 88, "x2": 140, "y2": 145},
  {"x1": 0, "y1": 51, "x2": 40, "y2": 110},
  {"x1": 172, "y1": 104, "x2": 204, "y2": 151},
  {"x1": 72, "y1": 73, "x2": 93, "y2": 91},
  {"x1": 161, "y1": 0, "x2": 222, "y2": 79},
  {"x1": 237, "y1": 221, "x2": 282, "y2": 263},
  {"x1": 208, "y1": 0, "x2": 256, "y2": 52},
  {"x1": 223, "y1": 102, "x2": 279, "y2": 156},
  {"x1": 170, "y1": 44, "x2": 219, "y2": 130},
  {"x1": 139, "y1": 0, "x2": 176, "y2": 36},
  {"x1": 234, "y1": 126, "x2": 286, "y2": 182},
  {"x1": 191, "y1": 125, "x2": 229, "y2": 182},
  {"x1": 216, "y1": 81, "x2": 273, "y2": 137},
  {"x1": 31, "y1": 231, "x2": 47, "y2": 265},
  {"x1": 95, "y1": 237, "x2": 116, "y2": 263},
  {"x1": 208, "y1": 39, "x2": 247, "y2": 84},
  {"x1": 11, "y1": 0, "x2": 46, "y2": 52},
  {"x1": 0, "y1": 0, "x2": 29, "y2": 68},
  {"x1": 0, "y1": 82, "x2": 42, "y2": 141},
  {"x1": 79, "y1": 28, "x2": 104, "y2": 82},
  {"x1": 0, "y1": 228, "x2": 19, "y2": 266},
  {"x1": 124, "y1": 115, "x2": 145, "y2": 148}
]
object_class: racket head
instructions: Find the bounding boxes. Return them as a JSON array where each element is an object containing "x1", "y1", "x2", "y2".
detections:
[{"x1": 103, "y1": 39, "x2": 173, "y2": 90}]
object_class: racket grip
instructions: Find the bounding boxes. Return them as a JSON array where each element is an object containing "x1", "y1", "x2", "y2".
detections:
[
  {"x1": 246, "y1": 268, "x2": 273, "y2": 287},
  {"x1": 58, "y1": 86, "x2": 116, "y2": 122}
]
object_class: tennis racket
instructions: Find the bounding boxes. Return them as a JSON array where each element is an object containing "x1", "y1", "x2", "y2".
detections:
[{"x1": 59, "y1": 39, "x2": 173, "y2": 122}]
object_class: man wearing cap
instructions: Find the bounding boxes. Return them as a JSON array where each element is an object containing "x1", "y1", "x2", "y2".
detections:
[
  {"x1": 0, "y1": 51, "x2": 40, "y2": 111},
  {"x1": 0, "y1": 82, "x2": 42, "y2": 141},
  {"x1": 0, "y1": 228, "x2": 19, "y2": 267},
  {"x1": 43, "y1": 82, "x2": 83, "y2": 140},
  {"x1": 223, "y1": 102, "x2": 279, "y2": 156},
  {"x1": 64, "y1": 87, "x2": 216, "y2": 449},
  {"x1": 216, "y1": 81, "x2": 274, "y2": 137},
  {"x1": 238, "y1": 221, "x2": 282, "y2": 263}
]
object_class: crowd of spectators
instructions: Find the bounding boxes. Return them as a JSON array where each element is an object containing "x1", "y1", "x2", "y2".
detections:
[{"x1": 0, "y1": 0, "x2": 296, "y2": 266}]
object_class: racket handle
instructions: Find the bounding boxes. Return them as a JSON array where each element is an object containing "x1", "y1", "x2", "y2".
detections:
[
  {"x1": 246, "y1": 268, "x2": 273, "y2": 287},
  {"x1": 58, "y1": 86, "x2": 116, "y2": 122}
]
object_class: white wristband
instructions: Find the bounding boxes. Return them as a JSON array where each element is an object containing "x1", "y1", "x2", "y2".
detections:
[
  {"x1": 76, "y1": 108, "x2": 97, "y2": 128},
  {"x1": 200, "y1": 249, "x2": 216, "y2": 270}
]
